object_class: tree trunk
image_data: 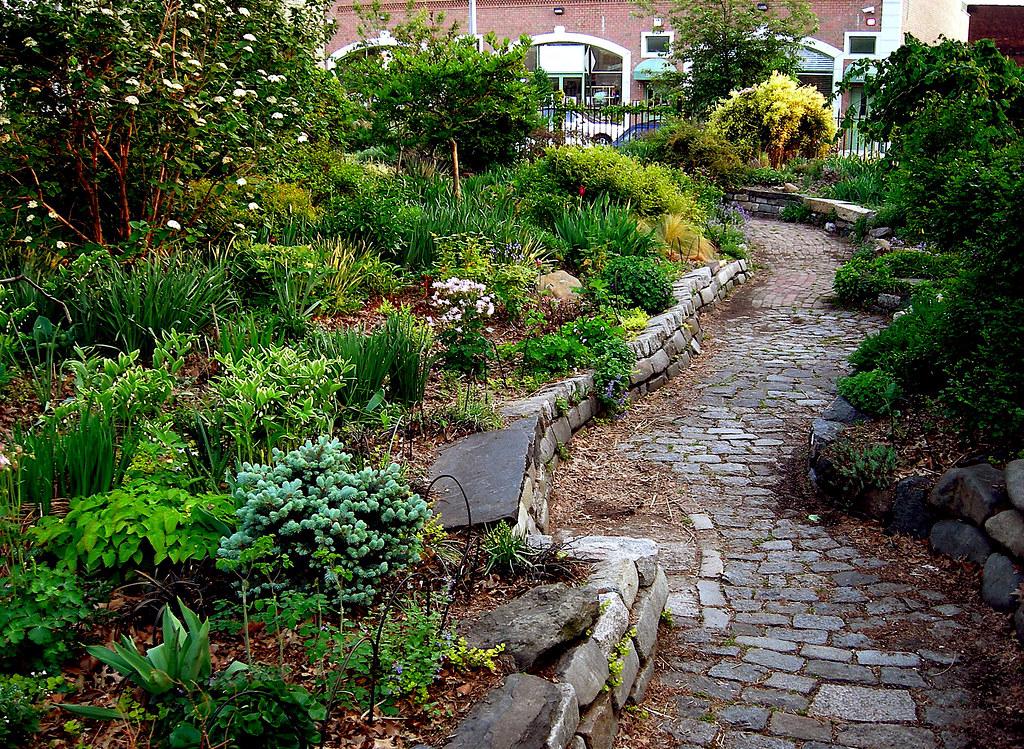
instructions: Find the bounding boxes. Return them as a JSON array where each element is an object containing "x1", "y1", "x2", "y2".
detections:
[{"x1": 451, "y1": 139, "x2": 462, "y2": 200}]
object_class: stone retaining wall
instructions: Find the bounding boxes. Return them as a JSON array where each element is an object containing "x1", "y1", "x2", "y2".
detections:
[
  {"x1": 442, "y1": 536, "x2": 670, "y2": 749},
  {"x1": 727, "y1": 188, "x2": 876, "y2": 231},
  {"x1": 429, "y1": 258, "x2": 749, "y2": 534},
  {"x1": 809, "y1": 400, "x2": 1024, "y2": 646}
]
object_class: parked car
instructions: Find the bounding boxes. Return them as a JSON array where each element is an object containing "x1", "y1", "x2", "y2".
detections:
[
  {"x1": 612, "y1": 120, "x2": 663, "y2": 147},
  {"x1": 539, "y1": 107, "x2": 628, "y2": 145}
]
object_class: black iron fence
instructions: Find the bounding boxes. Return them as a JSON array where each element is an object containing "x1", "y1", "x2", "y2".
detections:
[
  {"x1": 540, "y1": 100, "x2": 670, "y2": 146},
  {"x1": 833, "y1": 112, "x2": 888, "y2": 159}
]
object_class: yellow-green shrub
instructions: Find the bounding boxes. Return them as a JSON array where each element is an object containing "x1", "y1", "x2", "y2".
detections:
[
  {"x1": 191, "y1": 177, "x2": 319, "y2": 234},
  {"x1": 708, "y1": 73, "x2": 837, "y2": 167},
  {"x1": 541, "y1": 146, "x2": 704, "y2": 221}
]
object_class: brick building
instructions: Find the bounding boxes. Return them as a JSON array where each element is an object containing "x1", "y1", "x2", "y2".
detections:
[
  {"x1": 326, "y1": 0, "x2": 968, "y2": 111},
  {"x1": 967, "y1": 5, "x2": 1024, "y2": 65}
]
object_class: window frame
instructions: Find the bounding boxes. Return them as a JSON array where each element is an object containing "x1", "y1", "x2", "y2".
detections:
[
  {"x1": 640, "y1": 31, "x2": 673, "y2": 58},
  {"x1": 845, "y1": 33, "x2": 879, "y2": 57}
]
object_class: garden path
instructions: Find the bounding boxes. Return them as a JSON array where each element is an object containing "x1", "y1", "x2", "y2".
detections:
[{"x1": 552, "y1": 219, "x2": 1020, "y2": 749}]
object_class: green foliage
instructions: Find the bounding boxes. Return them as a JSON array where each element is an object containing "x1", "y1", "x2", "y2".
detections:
[
  {"x1": 590, "y1": 335, "x2": 637, "y2": 412},
  {"x1": 837, "y1": 370, "x2": 902, "y2": 417},
  {"x1": 339, "y1": 30, "x2": 543, "y2": 172},
  {"x1": 213, "y1": 345, "x2": 351, "y2": 463},
  {"x1": 709, "y1": 73, "x2": 837, "y2": 167},
  {"x1": 779, "y1": 202, "x2": 814, "y2": 224},
  {"x1": 646, "y1": 119, "x2": 745, "y2": 186},
  {"x1": 0, "y1": 0, "x2": 336, "y2": 248},
  {"x1": 639, "y1": 0, "x2": 817, "y2": 118},
  {"x1": 216, "y1": 311, "x2": 289, "y2": 361},
  {"x1": 595, "y1": 256, "x2": 675, "y2": 314},
  {"x1": 827, "y1": 440, "x2": 897, "y2": 508},
  {"x1": 33, "y1": 481, "x2": 235, "y2": 573},
  {"x1": 218, "y1": 437, "x2": 430, "y2": 605},
  {"x1": 833, "y1": 248, "x2": 959, "y2": 307},
  {"x1": 554, "y1": 196, "x2": 661, "y2": 274},
  {"x1": 541, "y1": 146, "x2": 703, "y2": 219},
  {"x1": 429, "y1": 277, "x2": 495, "y2": 376},
  {"x1": 483, "y1": 521, "x2": 534, "y2": 576},
  {"x1": 516, "y1": 329, "x2": 590, "y2": 376},
  {"x1": 823, "y1": 156, "x2": 888, "y2": 207},
  {"x1": 430, "y1": 384, "x2": 504, "y2": 432},
  {"x1": 0, "y1": 562, "x2": 97, "y2": 672},
  {"x1": 0, "y1": 673, "x2": 67, "y2": 748}
]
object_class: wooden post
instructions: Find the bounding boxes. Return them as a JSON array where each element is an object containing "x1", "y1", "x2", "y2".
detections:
[{"x1": 451, "y1": 138, "x2": 462, "y2": 200}]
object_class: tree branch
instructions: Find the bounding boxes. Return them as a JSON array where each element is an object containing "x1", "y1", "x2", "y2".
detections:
[{"x1": 0, "y1": 275, "x2": 73, "y2": 324}]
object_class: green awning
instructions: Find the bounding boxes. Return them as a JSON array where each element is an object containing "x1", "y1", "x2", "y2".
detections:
[{"x1": 633, "y1": 58, "x2": 674, "y2": 81}]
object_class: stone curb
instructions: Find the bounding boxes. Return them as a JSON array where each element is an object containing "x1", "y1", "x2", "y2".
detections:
[
  {"x1": 441, "y1": 536, "x2": 670, "y2": 749},
  {"x1": 429, "y1": 258, "x2": 749, "y2": 534},
  {"x1": 726, "y1": 187, "x2": 876, "y2": 230}
]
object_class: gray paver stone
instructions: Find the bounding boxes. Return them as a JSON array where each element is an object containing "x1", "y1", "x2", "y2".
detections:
[
  {"x1": 836, "y1": 724, "x2": 936, "y2": 749},
  {"x1": 810, "y1": 684, "x2": 917, "y2": 722},
  {"x1": 768, "y1": 712, "x2": 832, "y2": 742}
]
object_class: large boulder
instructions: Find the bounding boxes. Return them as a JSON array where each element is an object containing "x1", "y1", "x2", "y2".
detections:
[
  {"x1": 821, "y1": 396, "x2": 868, "y2": 426},
  {"x1": 887, "y1": 476, "x2": 935, "y2": 539},
  {"x1": 930, "y1": 520, "x2": 992, "y2": 566},
  {"x1": 1007, "y1": 460, "x2": 1024, "y2": 512},
  {"x1": 538, "y1": 271, "x2": 582, "y2": 303},
  {"x1": 928, "y1": 463, "x2": 1008, "y2": 525},
  {"x1": 443, "y1": 673, "x2": 578, "y2": 749},
  {"x1": 464, "y1": 583, "x2": 600, "y2": 671},
  {"x1": 984, "y1": 509, "x2": 1024, "y2": 559},
  {"x1": 982, "y1": 553, "x2": 1024, "y2": 611}
]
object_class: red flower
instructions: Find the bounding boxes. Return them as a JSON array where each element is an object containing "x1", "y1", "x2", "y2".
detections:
[{"x1": 578, "y1": 185, "x2": 586, "y2": 197}]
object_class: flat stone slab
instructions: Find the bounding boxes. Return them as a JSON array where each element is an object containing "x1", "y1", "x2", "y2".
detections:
[
  {"x1": 464, "y1": 583, "x2": 599, "y2": 671},
  {"x1": 430, "y1": 417, "x2": 538, "y2": 528},
  {"x1": 810, "y1": 684, "x2": 917, "y2": 722}
]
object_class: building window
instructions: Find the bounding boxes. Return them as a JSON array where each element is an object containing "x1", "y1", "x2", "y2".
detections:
[
  {"x1": 641, "y1": 32, "x2": 673, "y2": 58},
  {"x1": 848, "y1": 35, "x2": 877, "y2": 55},
  {"x1": 796, "y1": 46, "x2": 835, "y2": 98},
  {"x1": 530, "y1": 42, "x2": 624, "y2": 104}
]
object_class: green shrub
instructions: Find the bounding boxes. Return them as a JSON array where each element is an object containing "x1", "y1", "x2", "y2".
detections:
[
  {"x1": 837, "y1": 370, "x2": 902, "y2": 417},
  {"x1": 827, "y1": 440, "x2": 897, "y2": 509},
  {"x1": 541, "y1": 146, "x2": 703, "y2": 220},
  {"x1": 554, "y1": 196, "x2": 661, "y2": 274},
  {"x1": 590, "y1": 334, "x2": 636, "y2": 411},
  {"x1": 0, "y1": 562, "x2": 98, "y2": 671},
  {"x1": 596, "y1": 256, "x2": 675, "y2": 314},
  {"x1": 216, "y1": 311, "x2": 289, "y2": 361},
  {"x1": 708, "y1": 73, "x2": 837, "y2": 167},
  {"x1": 213, "y1": 345, "x2": 352, "y2": 464},
  {"x1": 823, "y1": 156, "x2": 888, "y2": 207},
  {"x1": 517, "y1": 330, "x2": 590, "y2": 376},
  {"x1": 648, "y1": 119, "x2": 745, "y2": 185},
  {"x1": 833, "y1": 249, "x2": 959, "y2": 307},
  {"x1": 218, "y1": 437, "x2": 430, "y2": 605},
  {"x1": 779, "y1": 201, "x2": 814, "y2": 224},
  {"x1": 197, "y1": 177, "x2": 320, "y2": 237},
  {"x1": 0, "y1": 674, "x2": 64, "y2": 748},
  {"x1": 33, "y1": 480, "x2": 235, "y2": 573}
]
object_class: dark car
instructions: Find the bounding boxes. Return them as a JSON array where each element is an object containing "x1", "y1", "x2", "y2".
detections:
[{"x1": 612, "y1": 120, "x2": 662, "y2": 147}]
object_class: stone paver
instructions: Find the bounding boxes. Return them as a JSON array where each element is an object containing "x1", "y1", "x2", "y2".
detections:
[{"x1": 556, "y1": 219, "x2": 1016, "y2": 747}]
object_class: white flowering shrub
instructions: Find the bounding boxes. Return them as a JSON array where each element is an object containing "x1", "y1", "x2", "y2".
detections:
[
  {"x1": 430, "y1": 277, "x2": 495, "y2": 375},
  {"x1": 0, "y1": 0, "x2": 334, "y2": 251},
  {"x1": 219, "y1": 436, "x2": 431, "y2": 605}
]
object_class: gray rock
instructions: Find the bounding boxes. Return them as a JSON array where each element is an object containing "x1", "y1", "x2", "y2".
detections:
[
  {"x1": 546, "y1": 683, "x2": 579, "y2": 749},
  {"x1": 587, "y1": 558, "x2": 639, "y2": 609},
  {"x1": 719, "y1": 704, "x2": 770, "y2": 730},
  {"x1": 985, "y1": 509, "x2": 1024, "y2": 559},
  {"x1": 430, "y1": 417, "x2": 538, "y2": 528},
  {"x1": 876, "y1": 293, "x2": 902, "y2": 311},
  {"x1": 809, "y1": 418, "x2": 844, "y2": 463},
  {"x1": 836, "y1": 724, "x2": 936, "y2": 749},
  {"x1": 555, "y1": 639, "x2": 608, "y2": 708},
  {"x1": 464, "y1": 584, "x2": 599, "y2": 671},
  {"x1": 929, "y1": 519, "x2": 992, "y2": 566},
  {"x1": 821, "y1": 396, "x2": 867, "y2": 425},
  {"x1": 887, "y1": 475, "x2": 935, "y2": 538},
  {"x1": 591, "y1": 592, "x2": 630, "y2": 659},
  {"x1": 1007, "y1": 460, "x2": 1024, "y2": 511},
  {"x1": 443, "y1": 673, "x2": 574, "y2": 749},
  {"x1": 628, "y1": 655, "x2": 656, "y2": 705},
  {"x1": 928, "y1": 463, "x2": 1007, "y2": 525},
  {"x1": 563, "y1": 536, "x2": 659, "y2": 586},
  {"x1": 631, "y1": 566, "x2": 669, "y2": 657},
  {"x1": 577, "y1": 692, "x2": 617, "y2": 749},
  {"x1": 810, "y1": 684, "x2": 916, "y2": 722},
  {"x1": 869, "y1": 226, "x2": 893, "y2": 238},
  {"x1": 612, "y1": 639, "x2": 640, "y2": 709},
  {"x1": 982, "y1": 553, "x2": 1024, "y2": 611},
  {"x1": 768, "y1": 712, "x2": 832, "y2": 742}
]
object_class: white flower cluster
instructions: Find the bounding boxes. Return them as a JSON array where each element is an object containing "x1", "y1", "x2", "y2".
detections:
[{"x1": 430, "y1": 277, "x2": 494, "y2": 331}]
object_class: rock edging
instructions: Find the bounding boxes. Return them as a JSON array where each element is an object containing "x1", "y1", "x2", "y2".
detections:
[
  {"x1": 727, "y1": 187, "x2": 875, "y2": 231},
  {"x1": 430, "y1": 258, "x2": 749, "y2": 533},
  {"x1": 809, "y1": 397, "x2": 1024, "y2": 646},
  {"x1": 443, "y1": 536, "x2": 670, "y2": 749}
]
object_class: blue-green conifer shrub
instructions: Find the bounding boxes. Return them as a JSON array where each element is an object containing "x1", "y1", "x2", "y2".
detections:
[{"x1": 218, "y1": 437, "x2": 430, "y2": 605}]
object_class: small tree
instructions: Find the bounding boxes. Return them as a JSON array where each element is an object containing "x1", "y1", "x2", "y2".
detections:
[
  {"x1": 640, "y1": 0, "x2": 818, "y2": 118},
  {"x1": 338, "y1": 21, "x2": 544, "y2": 196},
  {"x1": 0, "y1": 0, "x2": 334, "y2": 251}
]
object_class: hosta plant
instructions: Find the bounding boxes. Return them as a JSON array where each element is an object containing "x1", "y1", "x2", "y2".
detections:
[{"x1": 218, "y1": 437, "x2": 430, "y2": 605}]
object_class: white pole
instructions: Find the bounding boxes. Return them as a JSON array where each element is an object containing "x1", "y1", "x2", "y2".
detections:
[{"x1": 469, "y1": 0, "x2": 477, "y2": 36}]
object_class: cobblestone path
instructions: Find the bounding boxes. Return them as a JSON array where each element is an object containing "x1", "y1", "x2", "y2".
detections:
[{"x1": 556, "y1": 219, "x2": 1018, "y2": 748}]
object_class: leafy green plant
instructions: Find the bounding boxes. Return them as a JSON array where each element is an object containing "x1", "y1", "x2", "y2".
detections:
[
  {"x1": 826, "y1": 440, "x2": 897, "y2": 508},
  {"x1": 33, "y1": 480, "x2": 235, "y2": 573},
  {"x1": 482, "y1": 521, "x2": 535, "y2": 576},
  {"x1": 0, "y1": 562, "x2": 98, "y2": 671},
  {"x1": 837, "y1": 369, "x2": 902, "y2": 417},
  {"x1": 0, "y1": 673, "x2": 67, "y2": 748},
  {"x1": 218, "y1": 437, "x2": 430, "y2": 605},
  {"x1": 216, "y1": 311, "x2": 289, "y2": 361},
  {"x1": 780, "y1": 201, "x2": 814, "y2": 223},
  {"x1": 596, "y1": 256, "x2": 675, "y2": 314},
  {"x1": 213, "y1": 345, "x2": 351, "y2": 463},
  {"x1": 554, "y1": 196, "x2": 661, "y2": 274},
  {"x1": 429, "y1": 277, "x2": 495, "y2": 376}
]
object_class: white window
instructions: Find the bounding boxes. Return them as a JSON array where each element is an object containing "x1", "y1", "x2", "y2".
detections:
[
  {"x1": 641, "y1": 32, "x2": 673, "y2": 58},
  {"x1": 846, "y1": 34, "x2": 878, "y2": 56}
]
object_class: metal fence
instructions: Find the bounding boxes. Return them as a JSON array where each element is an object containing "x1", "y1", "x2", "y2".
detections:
[
  {"x1": 540, "y1": 101, "x2": 670, "y2": 146},
  {"x1": 833, "y1": 113, "x2": 888, "y2": 159}
]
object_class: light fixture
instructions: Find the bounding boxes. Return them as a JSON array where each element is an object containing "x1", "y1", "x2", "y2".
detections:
[
  {"x1": 866, "y1": 17, "x2": 877, "y2": 25},
  {"x1": 653, "y1": 16, "x2": 663, "y2": 28},
  {"x1": 553, "y1": 6, "x2": 564, "y2": 14},
  {"x1": 861, "y1": 5, "x2": 875, "y2": 12}
]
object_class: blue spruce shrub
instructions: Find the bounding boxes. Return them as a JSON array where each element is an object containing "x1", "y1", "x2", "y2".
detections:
[{"x1": 219, "y1": 436, "x2": 430, "y2": 605}]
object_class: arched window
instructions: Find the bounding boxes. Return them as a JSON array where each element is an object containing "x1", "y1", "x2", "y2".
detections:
[{"x1": 527, "y1": 31, "x2": 632, "y2": 104}]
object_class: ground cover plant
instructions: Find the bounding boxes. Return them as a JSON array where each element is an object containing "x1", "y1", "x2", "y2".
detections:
[{"x1": 0, "y1": 1, "x2": 752, "y2": 745}]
